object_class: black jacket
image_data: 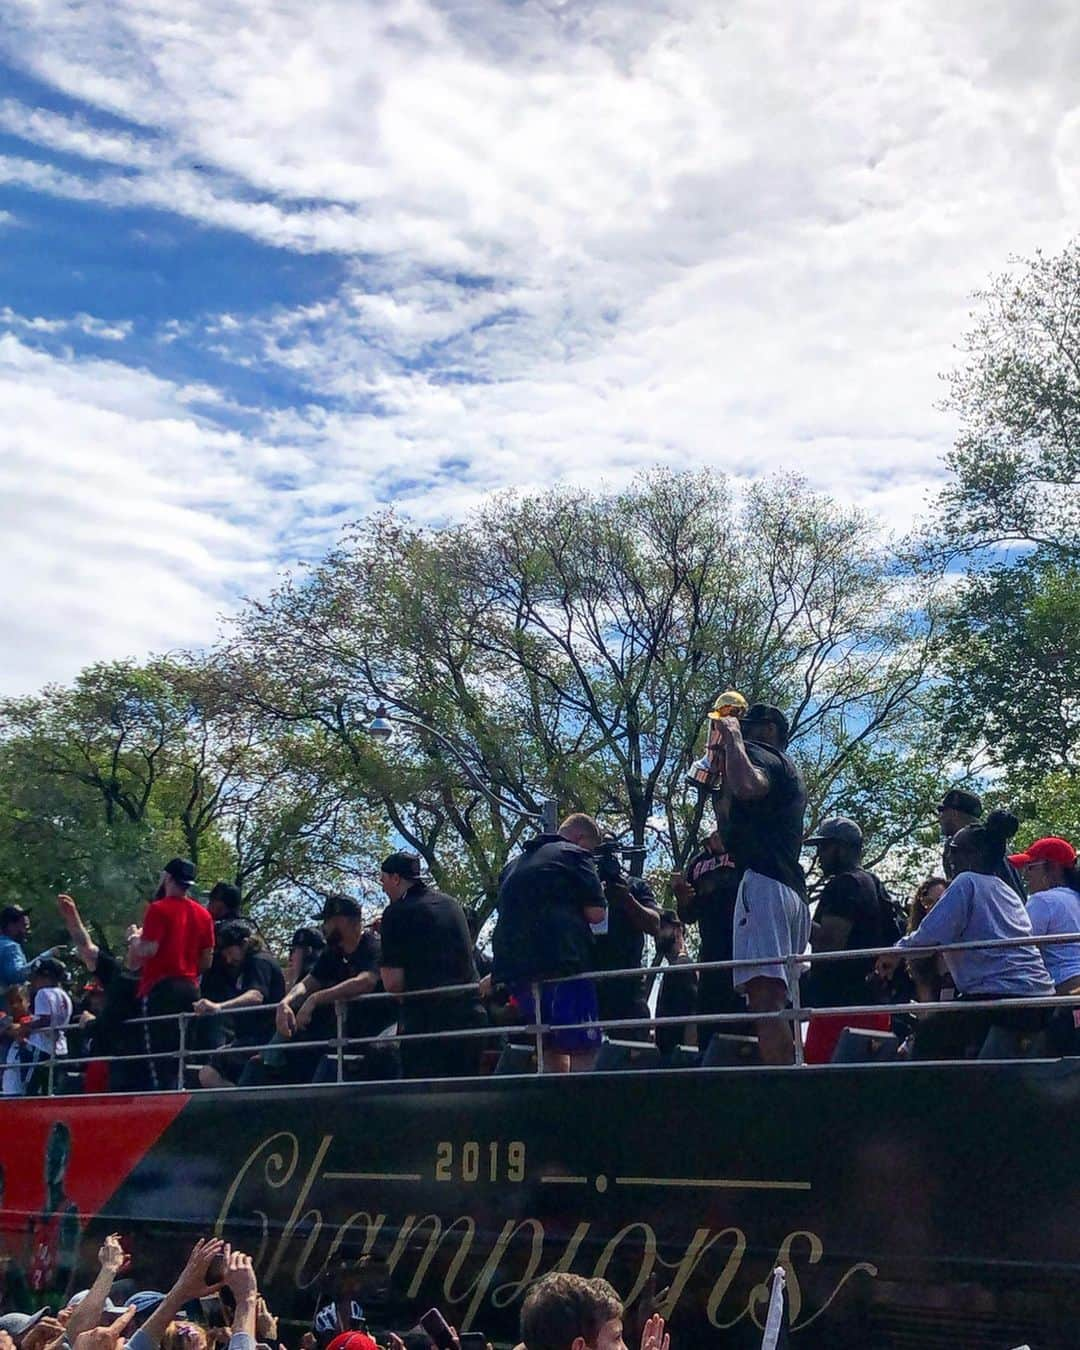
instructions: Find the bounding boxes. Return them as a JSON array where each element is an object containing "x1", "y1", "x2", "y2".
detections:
[{"x1": 493, "y1": 834, "x2": 606, "y2": 983}]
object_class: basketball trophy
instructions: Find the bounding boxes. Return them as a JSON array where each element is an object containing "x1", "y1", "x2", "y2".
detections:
[{"x1": 685, "y1": 690, "x2": 749, "y2": 793}]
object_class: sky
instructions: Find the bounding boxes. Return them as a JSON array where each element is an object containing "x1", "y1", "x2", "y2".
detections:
[{"x1": 2, "y1": 0, "x2": 1078, "y2": 697}]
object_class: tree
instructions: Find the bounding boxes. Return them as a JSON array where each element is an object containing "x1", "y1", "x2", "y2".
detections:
[
  {"x1": 227, "y1": 470, "x2": 942, "y2": 915},
  {"x1": 933, "y1": 239, "x2": 1080, "y2": 561}
]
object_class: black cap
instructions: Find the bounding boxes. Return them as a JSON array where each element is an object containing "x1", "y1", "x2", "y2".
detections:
[
  {"x1": 290, "y1": 925, "x2": 327, "y2": 952},
  {"x1": 805, "y1": 817, "x2": 864, "y2": 849},
  {"x1": 208, "y1": 882, "x2": 242, "y2": 914},
  {"x1": 163, "y1": 858, "x2": 196, "y2": 886},
  {"x1": 316, "y1": 892, "x2": 362, "y2": 921},
  {"x1": 30, "y1": 956, "x2": 67, "y2": 983},
  {"x1": 380, "y1": 851, "x2": 422, "y2": 880},
  {"x1": 743, "y1": 703, "x2": 790, "y2": 746},
  {"x1": 939, "y1": 788, "x2": 982, "y2": 817},
  {"x1": 0, "y1": 905, "x2": 29, "y2": 927},
  {"x1": 216, "y1": 920, "x2": 253, "y2": 949}
]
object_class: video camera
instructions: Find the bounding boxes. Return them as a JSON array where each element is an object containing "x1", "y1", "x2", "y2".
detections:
[{"x1": 594, "y1": 836, "x2": 648, "y2": 884}]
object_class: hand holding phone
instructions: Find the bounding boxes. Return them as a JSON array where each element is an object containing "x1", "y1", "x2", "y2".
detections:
[{"x1": 418, "y1": 1308, "x2": 458, "y2": 1350}]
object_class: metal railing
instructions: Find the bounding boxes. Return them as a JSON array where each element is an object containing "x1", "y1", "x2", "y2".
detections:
[{"x1": 10, "y1": 929, "x2": 1080, "y2": 1095}]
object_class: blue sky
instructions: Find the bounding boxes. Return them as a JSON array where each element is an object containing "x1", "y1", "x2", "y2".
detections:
[{"x1": 2, "y1": 0, "x2": 1078, "y2": 695}]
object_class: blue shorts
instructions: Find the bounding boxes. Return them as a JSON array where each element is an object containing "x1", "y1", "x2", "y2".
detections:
[{"x1": 511, "y1": 977, "x2": 602, "y2": 1053}]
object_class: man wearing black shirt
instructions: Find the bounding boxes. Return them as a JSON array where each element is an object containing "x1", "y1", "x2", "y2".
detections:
[
  {"x1": 801, "y1": 818, "x2": 894, "y2": 1064},
  {"x1": 268, "y1": 894, "x2": 386, "y2": 1082},
  {"x1": 654, "y1": 911, "x2": 699, "y2": 1057},
  {"x1": 493, "y1": 814, "x2": 609, "y2": 1072},
  {"x1": 592, "y1": 872, "x2": 661, "y2": 1041},
  {"x1": 377, "y1": 852, "x2": 486, "y2": 1079},
  {"x1": 717, "y1": 703, "x2": 809, "y2": 1065},
  {"x1": 194, "y1": 921, "x2": 286, "y2": 1086},
  {"x1": 938, "y1": 788, "x2": 1026, "y2": 900},
  {"x1": 672, "y1": 830, "x2": 745, "y2": 1051}
]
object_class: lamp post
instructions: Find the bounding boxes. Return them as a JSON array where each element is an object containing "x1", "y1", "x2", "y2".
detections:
[{"x1": 367, "y1": 705, "x2": 558, "y2": 833}]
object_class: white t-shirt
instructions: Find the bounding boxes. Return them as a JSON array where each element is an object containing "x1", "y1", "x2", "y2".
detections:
[
  {"x1": 1026, "y1": 886, "x2": 1080, "y2": 987},
  {"x1": 28, "y1": 986, "x2": 72, "y2": 1056},
  {"x1": 2, "y1": 1041, "x2": 26, "y2": 1095}
]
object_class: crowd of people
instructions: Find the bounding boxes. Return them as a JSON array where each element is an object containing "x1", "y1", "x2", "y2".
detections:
[
  {"x1": 0, "y1": 1231, "x2": 669, "y2": 1350},
  {"x1": 2, "y1": 701, "x2": 1080, "y2": 1089}
]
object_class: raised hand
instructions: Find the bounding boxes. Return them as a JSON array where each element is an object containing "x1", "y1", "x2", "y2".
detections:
[
  {"x1": 223, "y1": 1250, "x2": 258, "y2": 1302},
  {"x1": 71, "y1": 1304, "x2": 137, "y2": 1350},
  {"x1": 174, "y1": 1237, "x2": 229, "y2": 1300},
  {"x1": 639, "y1": 1313, "x2": 669, "y2": 1350},
  {"x1": 99, "y1": 1232, "x2": 125, "y2": 1274}
]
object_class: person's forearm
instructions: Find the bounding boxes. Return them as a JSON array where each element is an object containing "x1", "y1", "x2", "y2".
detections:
[
  {"x1": 722, "y1": 737, "x2": 769, "y2": 800},
  {"x1": 319, "y1": 974, "x2": 377, "y2": 1004},
  {"x1": 231, "y1": 1294, "x2": 258, "y2": 1342},
  {"x1": 895, "y1": 895, "x2": 961, "y2": 952},
  {"x1": 283, "y1": 979, "x2": 313, "y2": 1010},
  {"x1": 218, "y1": 990, "x2": 265, "y2": 1013},
  {"x1": 611, "y1": 885, "x2": 661, "y2": 936},
  {"x1": 64, "y1": 1262, "x2": 118, "y2": 1341}
]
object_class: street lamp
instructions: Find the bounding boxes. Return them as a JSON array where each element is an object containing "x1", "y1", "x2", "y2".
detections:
[{"x1": 366, "y1": 705, "x2": 558, "y2": 833}]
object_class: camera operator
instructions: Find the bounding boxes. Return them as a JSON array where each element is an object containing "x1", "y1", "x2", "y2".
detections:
[
  {"x1": 590, "y1": 840, "x2": 660, "y2": 1041},
  {"x1": 493, "y1": 813, "x2": 609, "y2": 1073}
]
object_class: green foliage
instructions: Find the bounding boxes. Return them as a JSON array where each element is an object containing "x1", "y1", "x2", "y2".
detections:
[{"x1": 934, "y1": 238, "x2": 1080, "y2": 559}]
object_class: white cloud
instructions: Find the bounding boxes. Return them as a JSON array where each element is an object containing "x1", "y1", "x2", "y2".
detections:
[
  {"x1": 1, "y1": 0, "x2": 1079, "y2": 690},
  {"x1": 1, "y1": 307, "x2": 132, "y2": 341}
]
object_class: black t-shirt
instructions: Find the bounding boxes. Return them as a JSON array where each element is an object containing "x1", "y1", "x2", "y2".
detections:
[
  {"x1": 310, "y1": 931, "x2": 386, "y2": 1041},
  {"x1": 726, "y1": 740, "x2": 807, "y2": 897},
  {"x1": 593, "y1": 878, "x2": 660, "y2": 1018},
  {"x1": 234, "y1": 950, "x2": 286, "y2": 1045},
  {"x1": 803, "y1": 868, "x2": 888, "y2": 1008},
  {"x1": 493, "y1": 834, "x2": 606, "y2": 983},
  {"x1": 657, "y1": 953, "x2": 699, "y2": 1023},
  {"x1": 685, "y1": 846, "x2": 741, "y2": 962},
  {"x1": 379, "y1": 883, "x2": 481, "y2": 1031}
]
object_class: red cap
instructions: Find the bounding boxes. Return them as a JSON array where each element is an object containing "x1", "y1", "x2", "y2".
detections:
[
  {"x1": 326, "y1": 1334, "x2": 378, "y2": 1350},
  {"x1": 1008, "y1": 836, "x2": 1078, "y2": 868}
]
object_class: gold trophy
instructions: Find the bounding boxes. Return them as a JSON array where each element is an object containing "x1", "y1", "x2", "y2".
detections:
[{"x1": 685, "y1": 691, "x2": 749, "y2": 792}]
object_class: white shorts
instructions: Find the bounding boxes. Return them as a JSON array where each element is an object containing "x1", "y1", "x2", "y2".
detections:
[{"x1": 732, "y1": 869, "x2": 811, "y2": 995}]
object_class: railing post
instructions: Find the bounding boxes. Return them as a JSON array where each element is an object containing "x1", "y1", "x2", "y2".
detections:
[
  {"x1": 177, "y1": 1012, "x2": 188, "y2": 1091},
  {"x1": 335, "y1": 1002, "x2": 345, "y2": 1084},
  {"x1": 789, "y1": 956, "x2": 804, "y2": 1066},
  {"x1": 47, "y1": 1050, "x2": 56, "y2": 1097},
  {"x1": 531, "y1": 980, "x2": 544, "y2": 1074}
]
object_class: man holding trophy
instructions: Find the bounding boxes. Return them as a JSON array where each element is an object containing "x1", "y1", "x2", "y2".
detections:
[{"x1": 685, "y1": 695, "x2": 809, "y2": 1065}]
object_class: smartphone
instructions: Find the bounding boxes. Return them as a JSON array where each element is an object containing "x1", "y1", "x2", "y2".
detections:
[
  {"x1": 418, "y1": 1308, "x2": 457, "y2": 1350},
  {"x1": 458, "y1": 1335, "x2": 486, "y2": 1350}
]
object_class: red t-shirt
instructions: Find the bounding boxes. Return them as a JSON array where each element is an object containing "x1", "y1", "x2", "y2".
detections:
[{"x1": 137, "y1": 896, "x2": 215, "y2": 998}]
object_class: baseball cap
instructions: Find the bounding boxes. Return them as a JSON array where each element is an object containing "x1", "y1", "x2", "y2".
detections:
[
  {"x1": 0, "y1": 1310, "x2": 52, "y2": 1345},
  {"x1": 0, "y1": 904, "x2": 29, "y2": 926},
  {"x1": 380, "y1": 851, "x2": 421, "y2": 880},
  {"x1": 163, "y1": 858, "x2": 197, "y2": 886},
  {"x1": 30, "y1": 955, "x2": 67, "y2": 983},
  {"x1": 326, "y1": 1334, "x2": 379, "y2": 1350},
  {"x1": 742, "y1": 703, "x2": 790, "y2": 746},
  {"x1": 125, "y1": 1292, "x2": 167, "y2": 1317},
  {"x1": 939, "y1": 788, "x2": 983, "y2": 817},
  {"x1": 316, "y1": 892, "x2": 363, "y2": 921},
  {"x1": 290, "y1": 925, "x2": 327, "y2": 952},
  {"x1": 67, "y1": 1290, "x2": 127, "y2": 1316},
  {"x1": 1009, "y1": 836, "x2": 1078, "y2": 869},
  {"x1": 805, "y1": 817, "x2": 864, "y2": 849}
]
